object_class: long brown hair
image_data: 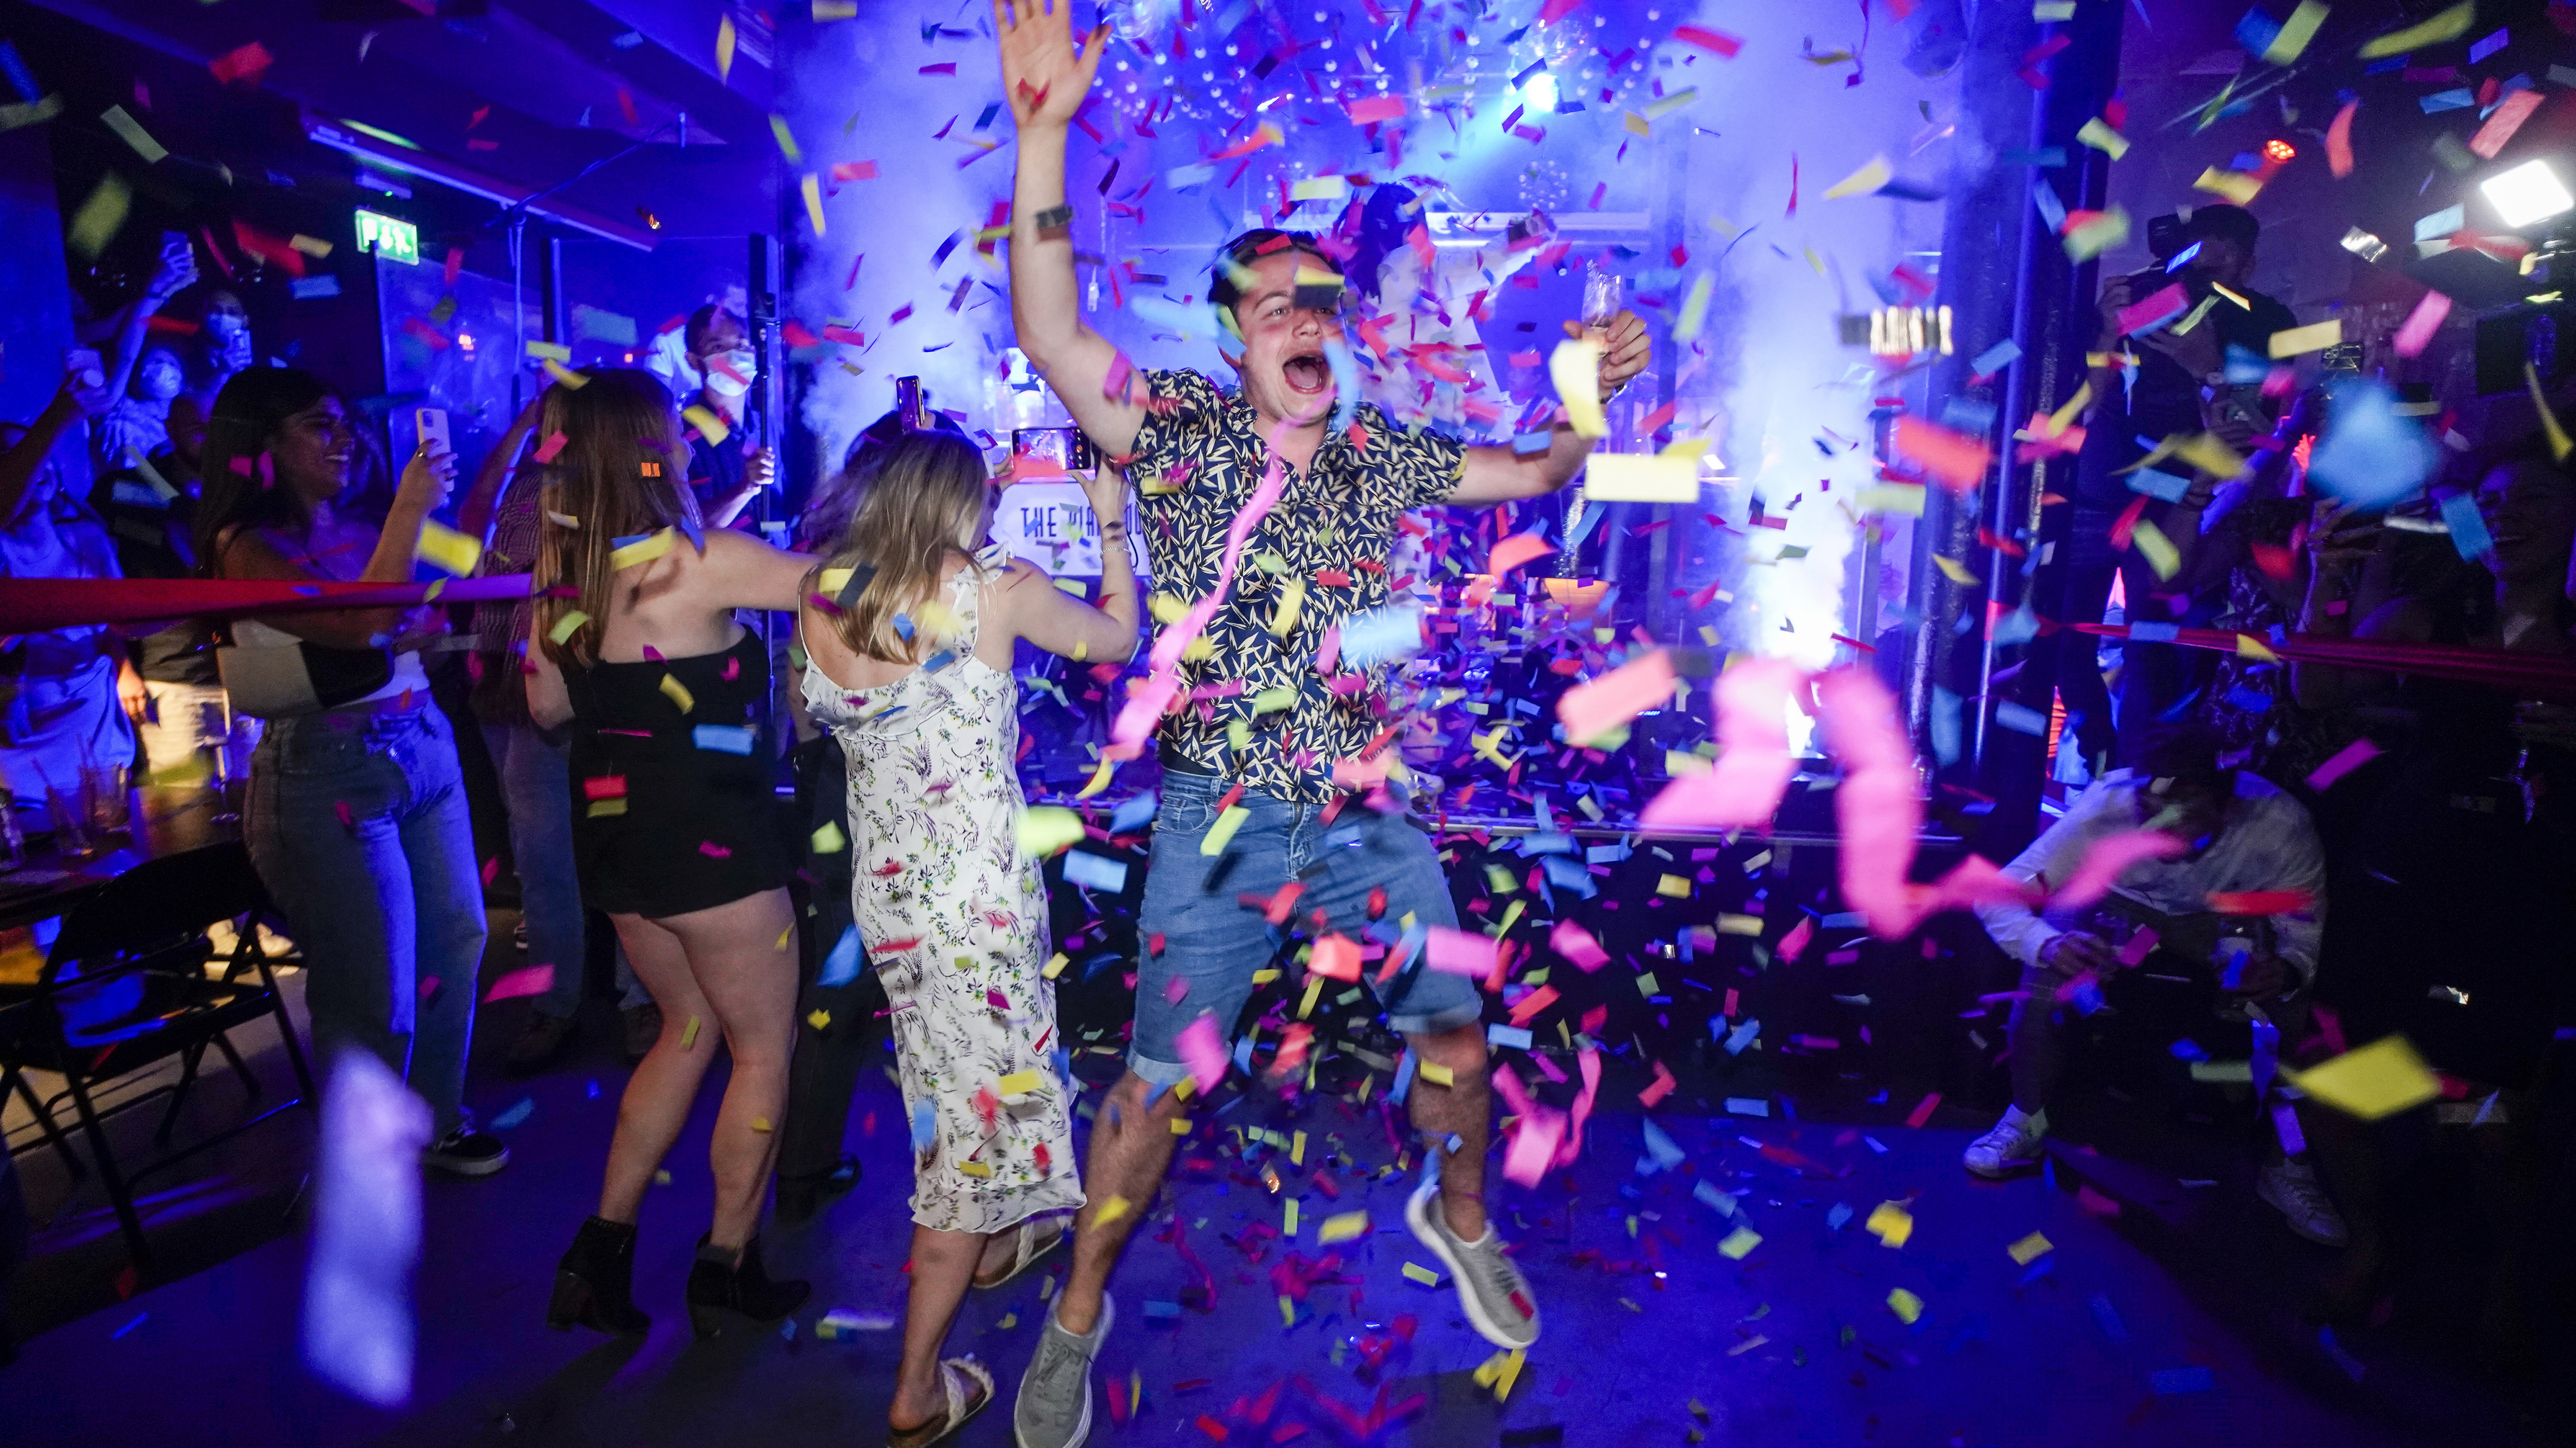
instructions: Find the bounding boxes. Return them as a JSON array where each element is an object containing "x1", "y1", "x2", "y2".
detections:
[
  {"x1": 530, "y1": 369, "x2": 699, "y2": 668},
  {"x1": 818, "y1": 430, "x2": 991, "y2": 663}
]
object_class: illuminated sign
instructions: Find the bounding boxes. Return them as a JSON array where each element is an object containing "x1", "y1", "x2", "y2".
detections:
[
  {"x1": 1869, "y1": 305, "x2": 1953, "y2": 357},
  {"x1": 355, "y1": 210, "x2": 418, "y2": 266}
]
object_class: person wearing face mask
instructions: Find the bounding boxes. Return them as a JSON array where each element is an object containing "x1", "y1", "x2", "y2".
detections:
[
  {"x1": 679, "y1": 304, "x2": 776, "y2": 530},
  {"x1": 0, "y1": 362, "x2": 137, "y2": 814},
  {"x1": 998, "y1": 12, "x2": 1647, "y2": 1445},
  {"x1": 88, "y1": 233, "x2": 198, "y2": 478},
  {"x1": 198, "y1": 368, "x2": 508, "y2": 1178}
]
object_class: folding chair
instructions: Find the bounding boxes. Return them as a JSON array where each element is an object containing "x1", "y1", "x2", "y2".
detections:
[{"x1": 0, "y1": 842, "x2": 317, "y2": 1274}]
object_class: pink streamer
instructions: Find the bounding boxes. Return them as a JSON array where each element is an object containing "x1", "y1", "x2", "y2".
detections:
[
  {"x1": 1637, "y1": 656, "x2": 1803, "y2": 832},
  {"x1": 2050, "y1": 830, "x2": 2188, "y2": 912},
  {"x1": 1815, "y1": 667, "x2": 1923, "y2": 938}
]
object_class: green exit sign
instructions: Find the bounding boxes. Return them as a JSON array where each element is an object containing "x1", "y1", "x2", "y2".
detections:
[{"x1": 355, "y1": 209, "x2": 418, "y2": 265}]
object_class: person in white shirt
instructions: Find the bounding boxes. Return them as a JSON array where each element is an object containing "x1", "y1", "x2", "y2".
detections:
[{"x1": 1964, "y1": 723, "x2": 2346, "y2": 1245}]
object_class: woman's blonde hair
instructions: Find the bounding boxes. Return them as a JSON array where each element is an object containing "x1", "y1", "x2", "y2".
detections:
[
  {"x1": 529, "y1": 368, "x2": 700, "y2": 669},
  {"x1": 818, "y1": 429, "x2": 991, "y2": 663}
]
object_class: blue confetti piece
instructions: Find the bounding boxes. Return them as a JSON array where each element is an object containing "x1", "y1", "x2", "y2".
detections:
[
  {"x1": 2167, "y1": 1038, "x2": 2210, "y2": 1062},
  {"x1": 920, "y1": 649, "x2": 956, "y2": 673},
  {"x1": 2438, "y1": 489, "x2": 2496, "y2": 561},
  {"x1": 1826, "y1": 1202, "x2": 1854, "y2": 1230},
  {"x1": 2128, "y1": 621, "x2": 2181, "y2": 642},
  {"x1": 2128, "y1": 467, "x2": 2191, "y2": 503},
  {"x1": 892, "y1": 614, "x2": 916, "y2": 641},
  {"x1": 1485, "y1": 1024, "x2": 1534, "y2": 1050},
  {"x1": 611, "y1": 532, "x2": 650, "y2": 549},
  {"x1": 1061, "y1": 849, "x2": 1129, "y2": 894},
  {"x1": 1969, "y1": 339, "x2": 2022, "y2": 374},
  {"x1": 586, "y1": 1080, "x2": 601, "y2": 1100},
  {"x1": 2091, "y1": 1293, "x2": 2130, "y2": 1342},
  {"x1": 1931, "y1": 686, "x2": 1962, "y2": 766},
  {"x1": 819, "y1": 925, "x2": 865, "y2": 987},
  {"x1": 1640, "y1": 1119, "x2": 1686, "y2": 1169},
  {"x1": 2017, "y1": 1255, "x2": 2054, "y2": 1286},
  {"x1": 2232, "y1": 8, "x2": 2281, "y2": 57},
  {"x1": 2418, "y1": 88, "x2": 2474, "y2": 112},
  {"x1": 1109, "y1": 791, "x2": 1159, "y2": 833},
  {"x1": 1994, "y1": 701, "x2": 2050, "y2": 737},
  {"x1": 910, "y1": 1100, "x2": 939, "y2": 1150},
  {"x1": 1723, "y1": 1017, "x2": 1761, "y2": 1055},
  {"x1": 1391, "y1": 1049, "x2": 1417, "y2": 1105},
  {"x1": 1337, "y1": 602, "x2": 1425, "y2": 669},
  {"x1": 1692, "y1": 1179, "x2": 1737, "y2": 1216},
  {"x1": 2311, "y1": 380, "x2": 2437, "y2": 508},
  {"x1": 490, "y1": 1097, "x2": 535, "y2": 1130},
  {"x1": 1142, "y1": 1299, "x2": 1183, "y2": 1321},
  {"x1": 692, "y1": 724, "x2": 756, "y2": 755},
  {"x1": 113, "y1": 1313, "x2": 147, "y2": 1339},
  {"x1": 2150, "y1": 1366, "x2": 2213, "y2": 1395}
]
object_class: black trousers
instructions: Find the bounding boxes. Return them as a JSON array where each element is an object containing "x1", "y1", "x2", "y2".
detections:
[{"x1": 778, "y1": 735, "x2": 886, "y2": 1184}]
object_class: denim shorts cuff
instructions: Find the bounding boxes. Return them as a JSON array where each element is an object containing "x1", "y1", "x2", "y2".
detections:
[
  {"x1": 1127, "y1": 1051, "x2": 1194, "y2": 1088},
  {"x1": 1389, "y1": 999, "x2": 1486, "y2": 1037}
]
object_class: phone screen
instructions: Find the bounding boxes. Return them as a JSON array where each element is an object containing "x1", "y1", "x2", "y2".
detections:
[{"x1": 415, "y1": 407, "x2": 451, "y2": 456}]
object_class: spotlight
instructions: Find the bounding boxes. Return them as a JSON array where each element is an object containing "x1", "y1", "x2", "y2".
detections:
[
  {"x1": 2480, "y1": 158, "x2": 2576, "y2": 229},
  {"x1": 2263, "y1": 138, "x2": 2296, "y2": 163},
  {"x1": 1523, "y1": 71, "x2": 1557, "y2": 113}
]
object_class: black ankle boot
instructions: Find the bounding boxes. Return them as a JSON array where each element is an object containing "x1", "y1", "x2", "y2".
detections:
[
  {"x1": 547, "y1": 1216, "x2": 650, "y2": 1335},
  {"x1": 685, "y1": 1233, "x2": 810, "y2": 1338}
]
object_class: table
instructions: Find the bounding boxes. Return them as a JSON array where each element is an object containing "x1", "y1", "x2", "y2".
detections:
[{"x1": 0, "y1": 786, "x2": 244, "y2": 935}]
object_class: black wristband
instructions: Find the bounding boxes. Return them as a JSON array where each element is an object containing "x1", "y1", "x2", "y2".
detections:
[{"x1": 1032, "y1": 202, "x2": 1074, "y2": 236}]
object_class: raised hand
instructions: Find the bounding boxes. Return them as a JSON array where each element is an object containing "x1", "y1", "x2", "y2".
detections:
[
  {"x1": 994, "y1": 0, "x2": 1108, "y2": 130},
  {"x1": 1563, "y1": 311, "x2": 1650, "y2": 401}
]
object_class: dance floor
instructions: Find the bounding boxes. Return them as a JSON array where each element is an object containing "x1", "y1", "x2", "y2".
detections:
[{"x1": 2, "y1": 916, "x2": 2556, "y2": 1448}]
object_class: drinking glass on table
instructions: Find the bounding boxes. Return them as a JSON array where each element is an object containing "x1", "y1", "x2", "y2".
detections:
[
  {"x1": 1, "y1": 794, "x2": 26, "y2": 871},
  {"x1": 83, "y1": 761, "x2": 129, "y2": 836},
  {"x1": 47, "y1": 787, "x2": 94, "y2": 858}
]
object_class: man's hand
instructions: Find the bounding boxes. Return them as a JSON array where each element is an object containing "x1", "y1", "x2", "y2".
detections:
[
  {"x1": 2039, "y1": 930, "x2": 2118, "y2": 978},
  {"x1": 142, "y1": 233, "x2": 197, "y2": 308},
  {"x1": 745, "y1": 446, "x2": 775, "y2": 492},
  {"x1": 995, "y1": 0, "x2": 1108, "y2": 129},
  {"x1": 1579, "y1": 310, "x2": 1650, "y2": 401},
  {"x1": 2137, "y1": 318, "x2": 2221, "y2": 380},
  {"x1": 2096, "y1": 274, "x2": 2136, "y2": 345},
  {"x1": 117, "y1": 658, "x2": 150, "y2": 722},
  {"x1": 2222, "y1": 951, "x2": 2295, "y2": 1001}
]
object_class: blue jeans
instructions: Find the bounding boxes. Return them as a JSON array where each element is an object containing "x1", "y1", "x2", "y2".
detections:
[
  {"x1": 1131, "y1": 770, "x2": 1484, "y2": 1087},
  {"x1": 247, "y1": 706, "x2": 486, "y2": 1135},
  {"x1": 482, "y1": 724, "x2": 645, "y2": 1017}
]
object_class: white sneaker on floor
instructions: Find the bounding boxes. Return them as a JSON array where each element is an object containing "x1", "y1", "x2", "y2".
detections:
[
  {"x1": 1962, "y1": 1104, "x2": 2048, "y2": 1178},
  {"x1": 2257, "y1": 1157, "x2": 2348, "y2": 1247}
]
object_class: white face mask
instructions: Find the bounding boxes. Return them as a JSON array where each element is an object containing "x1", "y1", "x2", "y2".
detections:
[{"x1": 702, "y1": 348, "x2": 755, "y2": 397}]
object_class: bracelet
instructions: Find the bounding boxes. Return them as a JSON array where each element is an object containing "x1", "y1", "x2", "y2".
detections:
[{"x1": 1031, "y1": 202, "x2": 1074, "y2": 238}]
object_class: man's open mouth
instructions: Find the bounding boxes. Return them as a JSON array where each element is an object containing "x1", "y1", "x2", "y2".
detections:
[{"x1": 1282, "y1": 352, "x2": 1331, "y2": 395}]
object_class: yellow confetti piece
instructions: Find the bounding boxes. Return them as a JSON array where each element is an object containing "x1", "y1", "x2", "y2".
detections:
[
  {"x1": 1093, "y1": 1194, "x2": 1132, "y2": 1228},
  {"x1": 2263, "y1": 1, "x2": 2329, "y2": 63},
  {"x1": 1318, "y1": 1209, "x2": 1369, "y2": 1245},
  {"x1": 775, "y1": 922, "x2": 795, "y2": 951},
  {"x1": 1199, "y1": 804, "x2": 1251, "y2": 856},
  {"x1": 1823, "y1": 155, "x2": 1892, "y2": 199},
  {"x1": 2060, "y1": 206, "x2": 2130, "y2": 261},
  {"x1": 658, "y1": 672, "x2": 696, "y2": 714},
  {"x1": 1855, "y1": 484, "x2": 1926, "y2": 517},
  {"x1": 682, "y1": 403, "x2": 732, "y2": 447},
  {"x1": 1169, "y1": 1117, "x2": 1193, "y2": 1134},
  {"x1": 1017, "y1": 804, "x2": 1086, "y2": 859},
  {"x1": 2032, "y1": 0, "x2": 2075, "y2": 16},
  {"x1": 1718, "y1": 1226, "x2": 1762, "y2": 1259},
  {"x1": 67, "y1": 173, "x2": 131, "y2": 260},
  {"x1": 610, "y1": 527, "x2": 675, "y2": 570},
  {"x1": 2074, "y1": 117, "x2": 2128, "y2": 161},
  {"x1": 1074, "y1": 759, "x2": 1116, "y2": 799},
  {"x1": 1417, "y1": 1061, "x2": 1455, "y2": 1087},
  {"x1": 1549, "y1": 337, "x2": 1609, "y2": 438},
  {"x1": 1887, "y1": 1287, "x2": 1924, "y2": 1324},
  {"x1": 1933, "y1": 554, "x2": 1979, "y2": 586},
  {"x1": 587, "y1": 798, "x2": 627, "y2": 818},
  {"x1": 413, "y1": 519, "x2": 482, "y2": 576},
  {"x1": 2358, "y1": 1, "x2": 2471, "y2": 59},
  {"x1": 2532, "y1": 362, "x2": 2574, "y2": 463},
  {"x1": 1623, "y1": 110, "x2": 1651, "y2": 137},
  {"x1": 1251, "y1": 968, "x2": 1281, "y2": 984},
  {"x1": 1656, "y1": 873, "x2": 1691, "y2": 899},
  {"x1": 2131, "y1": 519, "x2": 2179, "y2": 580},
  {"x1": 716, "y1": 13, "x2": 737, "y2": 80},
  {"x1": 681, "y1": 1015, "x2": 702, "y2": 1049},
  {"x1": 819, "y1": 567, "x2": 853, "y2": 595},
  {"x1": 545, "y1": 510, "x2": 580, "y2": 528},
  {"x1": 2007, "y1": 1231, "x2": 2054, "y2": 1266},
  {"x1": 1278, "y1": 1293, "x2": 1298, "y2": 1326},
  {"x1": 1716, "y1": 913, "x2": 1765, "y2": 936},
  {"x1": 807, "y1": 1008, "x2": 831, "y2": 1030},
  {"x1": 752, "y1": 1117, "x2": 773, "y2": 1133},
  {"x1": 1283, "y1": 1199, "x2": 1300, "y2": 1235},
  {"x1": 1401, "y1": 1261, "x2": 1442, "y2": 1286},
  {"x1": 1270, "y1": 576, "x2": 1307, "y2": 636},
  {"x1": 548, "y1": 610, "x2": 591, "y2": 645},
  {"x1": 997, "y1": 1070, "x2": 1042, "y2": 1097},
  {"x1": 542, "y1": 357, "x2": 590, "y2": 389},
  {"x1": 1673, "y1": 270, "x2": 1715, "y2": 341},
  {"x1": 1043, "y1": 952, "x2": 1068, "y2": 980},
  {"x1": 1298, "y1": 975, "x2": 1323, "y2": 1019},
  {"x1": 2191, "y1": 166, "x2": 2262, "y2": 205},
  {"x1": 812, "y1": 0, "x2": 857, "y2": 16},
  {"x1": 810, "y1": 819, "x2": 846, "y2": 854},
  {"x1": 1804, "y1": 245, "x2": 1826, "y2": 276},
  {"x1": 801, "y1": 172, "x2": 826, "y2": 236},
  {"x1": 526, "y1": 340, "x2": 572, "y2": 363},
  {"x1": 1866, "y1": 1200, "x2": 1913, "y2": 1248},
  {"x1": 101, "y1": 104, "x2": 166, "y2": 163},
  {"x1": 1291, "y1": 1130, "x2": 1308, "y2": 1166},
  {"x1": 2284, "y1": 1034, "x2": 2443, "y2": 1120},
  {"x1": 2234, "y1": 633, "x2": 2280, "y2": 663},
  {"x1": 958, "y1": 1160, "x2": 993, "y2": 1178},
  {"x1": 2267, "y1": 319, "x2": 2343, "y2": 360},
  {"x1": 2173, "y1": 432, "x2": 2248, "y2": 479},
  {"x1": 654, "y1": 1169, "x2": 671, "y2": 1185}
]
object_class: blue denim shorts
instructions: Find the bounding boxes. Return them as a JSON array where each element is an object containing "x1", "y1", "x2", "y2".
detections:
[{"x1": 1129, "y1": 769, "x2": 1484, "y2": 1087}]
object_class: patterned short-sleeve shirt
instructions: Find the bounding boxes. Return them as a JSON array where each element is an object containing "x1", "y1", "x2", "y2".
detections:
[{"x1": 1125, "y1": 368, "x2": 1465, "y2": 803}]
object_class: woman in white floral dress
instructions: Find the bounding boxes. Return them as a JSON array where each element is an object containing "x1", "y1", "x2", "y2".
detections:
[{"x1": 797, "y1": 430, "x2": 1138, "y2": 1447}]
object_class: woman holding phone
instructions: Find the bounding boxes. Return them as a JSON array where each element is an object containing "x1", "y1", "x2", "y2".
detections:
[{"x1": 198, "y1": 368, "x2": 505, "y2": 1175}]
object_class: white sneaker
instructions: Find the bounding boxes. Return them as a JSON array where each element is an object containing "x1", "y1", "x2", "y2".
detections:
[
  {"x1": 1961, "y1": 1104, "x2": 2048, "y2": 1178},
  {"x1": 2256, "y1": 1157, "x2": 2348, "y2": 1247}
]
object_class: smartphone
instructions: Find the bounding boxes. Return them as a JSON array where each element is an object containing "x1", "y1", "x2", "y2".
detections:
[
  {"x1": 415, "y1": 406, "x2": 451, "y2": 458},
  {"x1": 64, "y1": 347, "x2": 105, "y2": 391}
]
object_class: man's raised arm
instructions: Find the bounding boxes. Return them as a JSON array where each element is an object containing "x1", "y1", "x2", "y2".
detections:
[
  {"x1": 998, "y1": 0, "x2": 1145, "y2": 460},
  {"x1": 1449, "y1": 311, "x2": 1649, "y2": 505}
]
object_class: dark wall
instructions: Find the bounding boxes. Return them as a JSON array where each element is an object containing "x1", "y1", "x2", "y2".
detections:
[{"x1": 0, "y1": 120, "x2": 75, "y2": 434}]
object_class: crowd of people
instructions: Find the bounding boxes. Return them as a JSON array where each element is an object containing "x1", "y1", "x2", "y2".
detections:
[
  {"x1": 2, "y1": 4, "x2": 2567, "y2": 1433},
  {"x1": 1963, "y1": 199, "x2": 2573, "y2": 1368}
]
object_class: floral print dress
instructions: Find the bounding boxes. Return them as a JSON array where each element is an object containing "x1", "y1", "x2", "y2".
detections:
[{"x1": 799, "y1": 544, "x2": 1082, "y2": 1234}]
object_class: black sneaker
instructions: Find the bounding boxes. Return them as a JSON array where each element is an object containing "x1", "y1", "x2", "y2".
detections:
[{"x1": 423, "y1": 1126, "x2": 512, "y2": 1177}]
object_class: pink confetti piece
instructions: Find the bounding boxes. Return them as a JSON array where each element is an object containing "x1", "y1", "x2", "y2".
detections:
[
  {"x1": 1638, "y1": 1059, "x2": 1678, "y2": 1108},
  {"x1": 2392, "y1": 292, "x2": 2450, "y2": 360},
  {"x1": 1422, "y1": 925, "x2": 1498, "y2": 978},
  {"x1": 1501, "y1": 1103, "x2": 1565, "y2": 1186},
  {"x1": 1486, "y1": 532, "x2": 1556, "y2": 578},
  {"x1": 1638, "y1": 657, "x2": 1802, "y2": 832},
  {"x1": 1556, "y1": 649, "x2": 1676, "y2": 745},
  {"x1": 1345, "y1": 95, "x2": 1408, "y2": 125},
  {"x1": 1548, "y1": 918, "x2": 1610, "y2": 972},
  {"x1": 2051, "y1": 830, "x2": 2189, "y2": 913},
  {"x1": 1777, "y1": 916, "x2": 1815, "y2": 962},
  {"x1": 2469, "y1": 88, "x2": 2545, "y2": 160},
  {"x1": 530, "y1": 431, "x2": 568, "y2": 464},
  {"x1": 1175, "y1": 1014, "x2": 1229, "y2": 1095},
  {"x1": 2304, "y1": 737, "x2": 2384, "y2": 791},
  {"x1": 481, "y1": 963, "x2": 555, "y2": 1003},
  {"x1": 699, "y1": 841, "x2": 732, "y2": 859},
  {"x1": 1904, "y1": 1092, "x2": 1941, "y2": 1128},
  {"x1": 1164, "y1": 976, "x2": 1189, "y2": 1004}
]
